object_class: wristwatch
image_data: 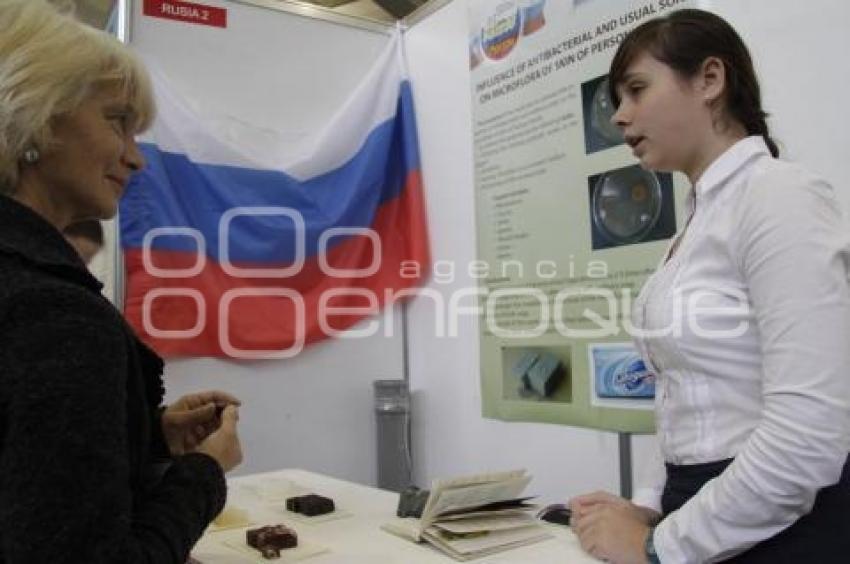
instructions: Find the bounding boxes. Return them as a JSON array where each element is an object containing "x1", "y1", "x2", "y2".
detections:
[{"x1": 645, "y1": 526, "x2": 661, "y2": 564}]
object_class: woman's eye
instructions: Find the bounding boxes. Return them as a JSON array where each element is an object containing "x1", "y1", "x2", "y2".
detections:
[{"x1": 107, "y1": 114, "x2": 129, "y2": 134}]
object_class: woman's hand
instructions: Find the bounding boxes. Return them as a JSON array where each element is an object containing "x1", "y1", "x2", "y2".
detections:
[
  {"x1": 569, "y1": 491, "x2": 658, "y2": 564},
  {"x1": 197, "y1": 405, "x2": 243, "y2": 473},
  {"x1": 161, "y1": 390, "x2": 240, "y2": 456}
]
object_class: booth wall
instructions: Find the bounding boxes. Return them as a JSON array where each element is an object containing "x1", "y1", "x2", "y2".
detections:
[
  {"x1": 130, "y1": 0, "x2": 402, "y2": 484},
  {"x1": 126, "y1": 0, "x2": 850, "y2": 495},
  {"x1": 404, "y1": 0, "x2": 850, "y2": 503}
]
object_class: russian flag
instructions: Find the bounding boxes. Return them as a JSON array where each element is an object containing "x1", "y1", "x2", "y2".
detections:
[{"x1": 120, "y1": 34, "x2": 430, "y2": 358}]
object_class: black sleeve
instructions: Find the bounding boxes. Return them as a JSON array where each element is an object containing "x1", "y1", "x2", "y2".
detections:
[
  {"x1": 151, "y1": 406, "x2": 174, "y2": 461},
  {"x1": 0, "y1": 288, "x2": 226, "y2": 563}
]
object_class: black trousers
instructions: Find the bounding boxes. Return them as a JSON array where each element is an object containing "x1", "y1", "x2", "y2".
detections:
[{"x1": 661, "y1": 455, "x2": 850, "y2": 563}]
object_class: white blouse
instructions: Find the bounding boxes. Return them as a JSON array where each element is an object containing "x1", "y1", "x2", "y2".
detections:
[{"x1": 630, "y1": 137, "x2": 850, "y2": 562}]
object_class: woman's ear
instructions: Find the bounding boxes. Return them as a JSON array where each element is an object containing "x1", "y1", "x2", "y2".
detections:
[{"x1": 697, "y1": 56, "x2": 727, "y2": 107}]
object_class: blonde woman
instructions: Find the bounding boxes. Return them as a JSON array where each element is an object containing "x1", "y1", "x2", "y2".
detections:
[{"x1": 0, "y1": 1, "x2": 242, "y2": 561}]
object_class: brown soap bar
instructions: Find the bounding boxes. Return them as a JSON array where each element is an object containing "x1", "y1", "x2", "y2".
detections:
[
  {"x1": 245, "y1": 524, "x2": 298, "y2": 559},
  {"x1": 285, "y1": 493, "x2": 335, "y2": 516}
]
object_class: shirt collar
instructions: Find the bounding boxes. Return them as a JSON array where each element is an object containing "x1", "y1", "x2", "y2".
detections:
[
  {"x1": 0, "y1": 194, "x2": 103, "y2": 292},
  {"x1": 694, "y1": 136, "x2": 771, "y2": 199}
]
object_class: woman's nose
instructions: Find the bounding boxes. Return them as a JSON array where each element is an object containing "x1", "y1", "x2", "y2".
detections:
[
  {"x1": 611, "y1": 103, "x2": 629, "y2": 129},
  {"x1": 123, "y1": 137, "x2": 146, "y2": 172}
]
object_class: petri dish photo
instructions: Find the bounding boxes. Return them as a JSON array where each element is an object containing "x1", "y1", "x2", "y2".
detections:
[
  {"x1": 590, "y1": 77, "x2": 624, "y2": 146},
  {"x1": 592, "y1": 166, "x2": 662, "y2": 245}
]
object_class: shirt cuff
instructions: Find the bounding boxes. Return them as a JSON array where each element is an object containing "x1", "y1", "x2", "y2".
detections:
[
  {"x1": 631, "y1": 485, "x2": 663, "y2": 515},
  {"x1": 654, "y1": 517, "x2": 687, "y2": 564}
]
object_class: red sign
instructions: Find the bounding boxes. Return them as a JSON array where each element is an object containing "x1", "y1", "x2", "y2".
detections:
[{"x1": 143, "y1": 0, "x2": 227, "y2": 28}]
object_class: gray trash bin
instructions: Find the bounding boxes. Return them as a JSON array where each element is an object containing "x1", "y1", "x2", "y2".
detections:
[{"x1": 374, "y1": 379, "x2": 412, "y2": 492}]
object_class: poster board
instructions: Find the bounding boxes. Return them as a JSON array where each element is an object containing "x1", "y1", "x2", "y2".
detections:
[{"x1": 468, "y1": 0, "x2": 697, "y2": 432}]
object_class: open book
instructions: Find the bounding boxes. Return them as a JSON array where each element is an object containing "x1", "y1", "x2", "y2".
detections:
[{"x1": 382, "y1": 470, "x2": 551, "y2": 561}]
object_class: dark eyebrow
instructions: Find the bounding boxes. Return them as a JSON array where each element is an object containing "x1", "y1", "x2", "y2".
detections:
[
  {"x1": 620, "y1": 72, "x2": 646, "y2": 83},
  {"x1": 614, "y1": 72, "x2": 647, "y2": 99}
]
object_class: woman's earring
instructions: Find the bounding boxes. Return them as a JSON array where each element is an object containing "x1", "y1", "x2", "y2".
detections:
[{"x1": 22, "y1": 148, "x2": 40, "y2": 164}]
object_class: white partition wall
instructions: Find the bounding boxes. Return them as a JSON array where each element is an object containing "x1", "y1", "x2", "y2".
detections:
[
  {"x1": 130, "y1": 0, "x2": 403, "y2": 484},
  {"x1": 711, "y1": 0, "x2": 850, "y2": 212},
  {"x1": 403, "y1": 0, "x2": 621, "y2": 505},
  {"x1": 403, "y1": 0, "x2": 850, "y2": 504}
]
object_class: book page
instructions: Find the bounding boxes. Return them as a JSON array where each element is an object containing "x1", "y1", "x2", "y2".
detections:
[
  {"x1": 428, "y1": 475, "x2": 532, "y2": 518},
  {"x1": 423, "y1": 525, "x2": 551, "y2": 560},
  {"x1": 436, "y1": 508, "x2": 535, "y2": 521},
  {"x1": 432, "y1": 514, "x2": 537, "y2": 534},
  {"x1": 438, "y1": 497, "x2": 536, "y2": 517},
  {"x1": 421, "y1": 470, "x2": 524, "y2": 527},
  {"x1": 380, "y1": 517, "x2": 425, "y2": 542}
]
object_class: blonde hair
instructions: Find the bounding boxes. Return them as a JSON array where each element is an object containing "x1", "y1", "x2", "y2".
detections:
[{"x1": 0, "y1": 0, "x2": 155, "y2": 194}]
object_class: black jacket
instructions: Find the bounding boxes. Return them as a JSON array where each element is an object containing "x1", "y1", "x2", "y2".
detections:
[{"x1": 0, "y1": 195, "x2": 226, "y2": 563}]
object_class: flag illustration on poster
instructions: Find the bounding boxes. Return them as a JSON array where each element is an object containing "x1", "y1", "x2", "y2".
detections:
[{"x1": 120, "y1": 33, "x2": 430, "y2": 358}]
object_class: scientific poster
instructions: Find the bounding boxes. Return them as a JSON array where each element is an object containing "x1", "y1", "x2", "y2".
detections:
[{"x1": 469, "y1": 0, "x2": 696, "y2": 432}]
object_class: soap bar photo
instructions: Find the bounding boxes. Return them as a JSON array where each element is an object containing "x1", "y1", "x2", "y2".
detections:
[{"x1": 590, "y1": 344, "x2": 655, "y2": 399}]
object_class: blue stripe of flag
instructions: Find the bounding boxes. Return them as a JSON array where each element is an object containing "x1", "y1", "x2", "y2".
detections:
[{"x1": 120, "y1": 82, "x2": 420, "y2": 264}]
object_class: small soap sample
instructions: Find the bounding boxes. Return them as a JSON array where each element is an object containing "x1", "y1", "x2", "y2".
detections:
[
  {"x1": 511, "y1": 352, "x2": 539, "y2": 380},
  {"x1": 526, "y1": 353, "x2": 563, "y2": 397},
  {"x1": 245, "y1": 524, "x2": 298, "y2": 559},
  {"x1": 285, "y1": 493, "x2": 335, "y2": 516},
  {"x1": 512, "y1": 351, "x2": 564, "y2": 398}
]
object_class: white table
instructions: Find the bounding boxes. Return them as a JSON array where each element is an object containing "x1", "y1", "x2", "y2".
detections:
[{"x1": 192, "y1": 469, "x2": 600, "y2": 563}]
